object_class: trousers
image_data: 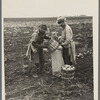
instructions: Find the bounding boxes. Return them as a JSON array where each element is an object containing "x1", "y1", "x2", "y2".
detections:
[
  {"x1": 38, "y1": 48, "x2": 45, "y2": 72},
  {"x1": 62, "y1": 47, "x2": 72, "y2": 65},
  {"x1": 31, "y1": 48, "x2": 45, "y2": 73}
]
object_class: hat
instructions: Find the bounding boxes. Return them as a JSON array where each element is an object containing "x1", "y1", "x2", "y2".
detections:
[
  {"x1": 39, "y1": 24, "x2": 47, "y2": 31},
  {"x1": 57, "y1": 16, "x2": 66, "y2": 24}
]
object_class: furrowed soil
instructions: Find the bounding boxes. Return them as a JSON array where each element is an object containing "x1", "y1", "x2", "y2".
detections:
[{"x1": 4, "y1": 19, "x2": 93, "y2": 100}]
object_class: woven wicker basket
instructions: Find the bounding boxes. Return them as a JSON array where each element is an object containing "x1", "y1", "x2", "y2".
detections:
[
  {"x1": 48, "y1": 38, "x2": 59, "y2": 52},
  {"x1": 61, "y1": 65, "x2": 75, "y2": 79}
]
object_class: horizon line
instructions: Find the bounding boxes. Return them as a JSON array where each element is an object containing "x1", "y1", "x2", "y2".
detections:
[{"x1": 3, "y1": 15, "x2": 92, "y2": 19}]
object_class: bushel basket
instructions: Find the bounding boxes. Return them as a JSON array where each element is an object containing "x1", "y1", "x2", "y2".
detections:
[
  {"x1": 48, "y1": 38, "x2": 59, "y2": 52},
  {"x1": 61, "y1": 65, "x2": 75, "y2": 80}
]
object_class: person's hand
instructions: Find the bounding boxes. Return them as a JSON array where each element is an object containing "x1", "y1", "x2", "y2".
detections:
[
  {"x1": 58, "y1": 36, "x2": 62, "y2": 41},
  {"x1": 43, "y1": 45, "x2": 48, "y2": 48},
  {"x1": 61, "y1": 42, "x2": 65, "y2": 46},
  {"x1": 58, "y1": 36, "x2": 62, "y2": 44},
  {"x1": 40, "y1": 44, "x2": 48, "y2": 48},
  {"x1": 43, "y1": 48, "x2": 49, "y2": 52},
  {"x1": 57, "y1": 45, "x2": 63, "y2": 50}
]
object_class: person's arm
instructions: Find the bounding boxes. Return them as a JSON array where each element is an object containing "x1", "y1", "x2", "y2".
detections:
[
  {"x1": 30, "y1": 32, "x2": 38, "y2": 42},
  {"x1": 32, "y1": 42, "x2": 47, "y2": 48},
  {"x1": 61, "y1": 27, "x2": 73, "y2": 46},
  {"x1": 30, "y1": 32, "x2": 47, "y2": 48},
  {"x1": 44, "y1": 35, "x2": 51, "y2": 39}
]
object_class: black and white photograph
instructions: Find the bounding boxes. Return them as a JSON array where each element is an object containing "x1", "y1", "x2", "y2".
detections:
[{"x1": 2, "y1": 0, "x2": 98, "y2": 100}]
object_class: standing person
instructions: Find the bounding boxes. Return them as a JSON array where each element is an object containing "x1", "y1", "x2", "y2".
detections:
[
  {"x1": 26, "y1": 24, "x2": 51, "y2": 75},
  {"x1": 57, "y1": 16, "x2": 76, "y2": 65}
]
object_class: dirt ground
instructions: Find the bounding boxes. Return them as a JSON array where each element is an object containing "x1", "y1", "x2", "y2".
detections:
[{"x1": 5, "y1": 52, "x2": 93, "y2": 100}]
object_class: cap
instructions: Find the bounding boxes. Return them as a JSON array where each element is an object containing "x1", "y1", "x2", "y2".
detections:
[
  {"x1": 57, "y1": 16, "x2": 66, "y2": 24},
  {"x1": 39, "y1": 24, "x2": 47, "y2": 31}
]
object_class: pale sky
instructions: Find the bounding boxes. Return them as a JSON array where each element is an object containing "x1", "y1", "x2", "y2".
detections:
[{"x1": 3, "y1": 0, "x2": 97, "y2": 17}]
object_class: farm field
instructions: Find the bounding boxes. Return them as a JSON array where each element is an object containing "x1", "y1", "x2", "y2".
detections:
[{"x1": 4, "y1": 17, "x2": 93, "y2": 100}]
